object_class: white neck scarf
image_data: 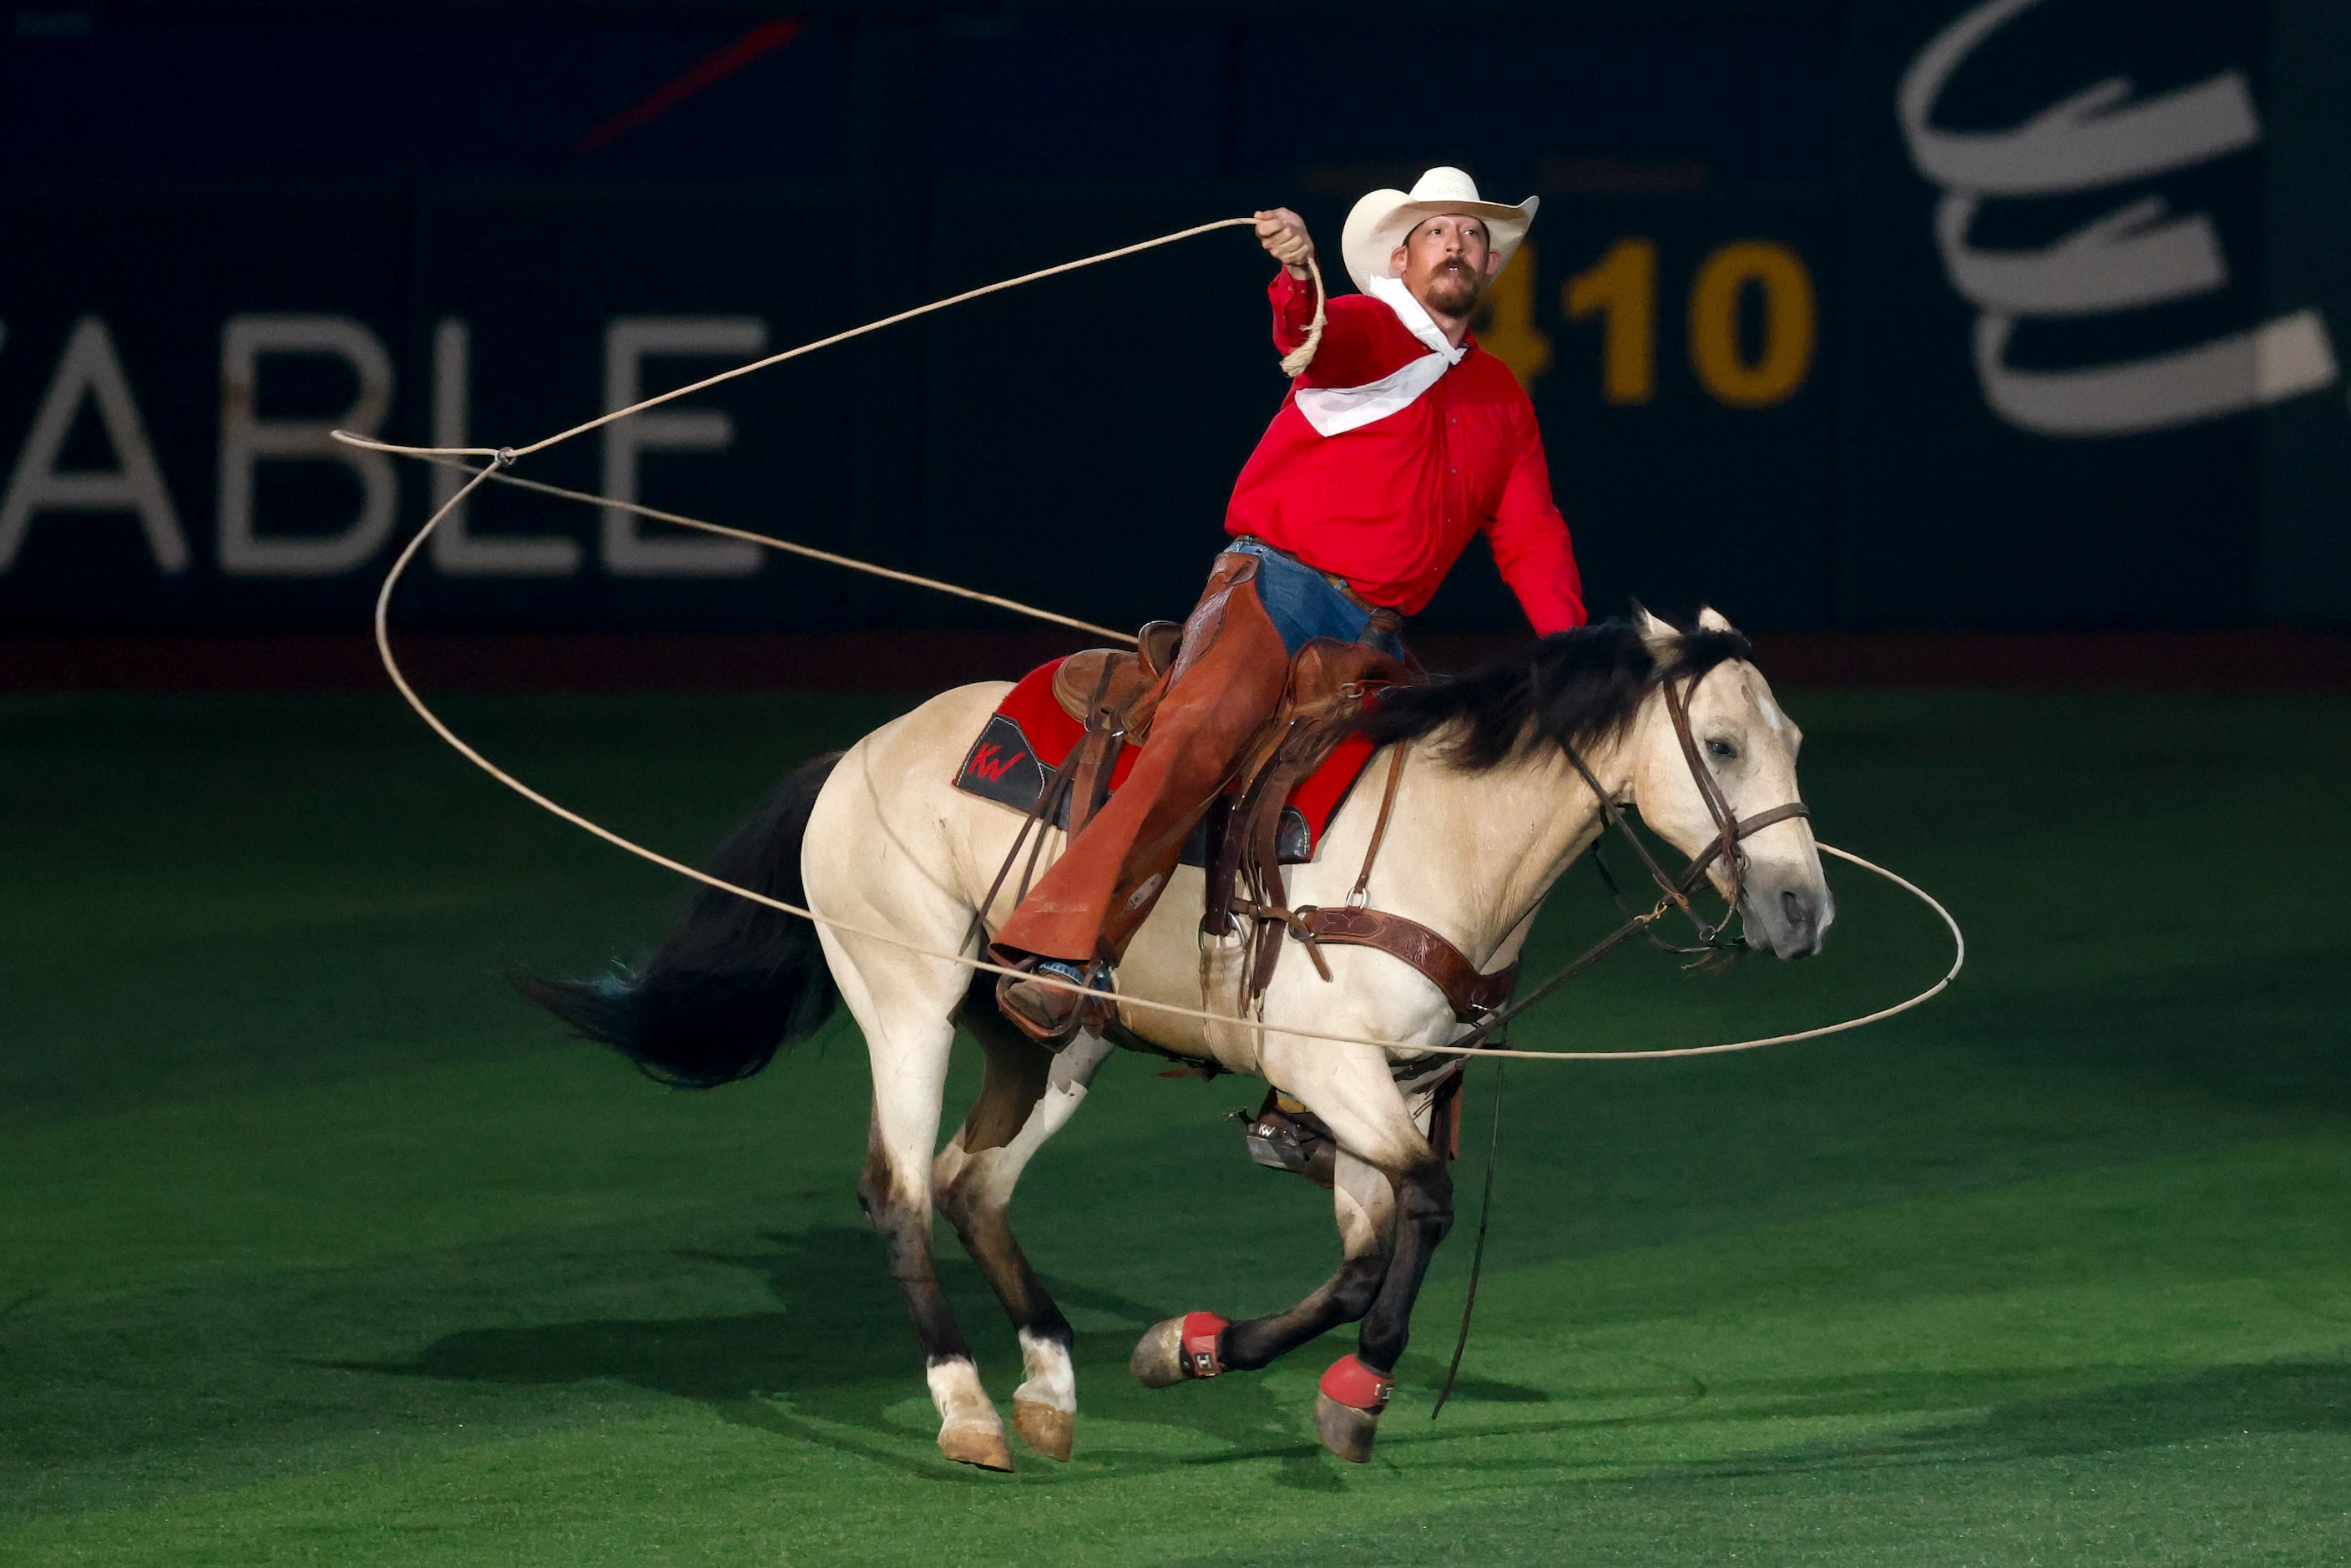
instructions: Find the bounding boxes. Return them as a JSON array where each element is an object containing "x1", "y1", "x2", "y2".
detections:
[{"x1": 1292, "y1": 275, "x2": 1467, "y2": 438}]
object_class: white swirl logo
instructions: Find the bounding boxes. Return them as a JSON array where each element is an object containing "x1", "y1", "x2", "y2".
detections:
[{"x1": 1899, "y1": 0, "x2": 2337, "y2": 435}]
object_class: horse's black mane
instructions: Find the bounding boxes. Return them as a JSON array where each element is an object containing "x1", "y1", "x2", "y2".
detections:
[{"x1": 1358, "y1": 615, "x2": 1753, "y2": 769}]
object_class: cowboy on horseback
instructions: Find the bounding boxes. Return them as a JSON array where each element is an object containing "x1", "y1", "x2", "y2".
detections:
[
  {"x1": 392, "y1": 165, "x2": 1878, "y2": 1475},
  {"x1": 992, "y1": 167, "x2": 1589, "y2": 1044}
]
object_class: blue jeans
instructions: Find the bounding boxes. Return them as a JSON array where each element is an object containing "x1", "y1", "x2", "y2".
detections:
[{"x1": 1226, "y1": 539, "x2": 1405, "y2": 660}]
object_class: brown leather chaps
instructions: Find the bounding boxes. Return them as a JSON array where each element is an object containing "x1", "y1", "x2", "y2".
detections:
[{"x1": 989, "y1": 550, "x2": 1290, "y2": 968}]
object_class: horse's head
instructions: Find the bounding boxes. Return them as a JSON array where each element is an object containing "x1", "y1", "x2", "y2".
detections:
[
  {"x1": 1626, "y1": 606, "x2": 1833, "y2": 959},
  {"x1": 1352, "y1": 609, "x2": 1833, "y2": 958}
]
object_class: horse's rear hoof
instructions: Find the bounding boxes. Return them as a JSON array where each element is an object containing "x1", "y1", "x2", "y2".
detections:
[
  {"x1": 1014, "y1": 1398, "x2": 1074, "y2": 1461},
  {"x1": 939, "y1": 1421, "x2": 1014, "y2": 1472},
  {"x1": 1314, "y1": 1354, "x2": 1393, "y2": 1463},
  {"x1": 1314, "y1": 1392, "x2": 1380, "y2": 1463},
  {"x1": 1131, "y1": 1311, "x2": 1229, "y2": 1388}
]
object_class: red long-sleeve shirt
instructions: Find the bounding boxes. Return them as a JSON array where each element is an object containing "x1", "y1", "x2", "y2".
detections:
[{"x1": 1225, "y1": 268, "x2": 1586, "y2": 635}]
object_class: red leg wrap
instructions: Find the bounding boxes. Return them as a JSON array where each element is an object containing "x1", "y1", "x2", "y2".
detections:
[
  {"x1": 1318, "y1": 1353, "x2": 1393, "y2": 1412},
  {"x1": 1181, "y1": 1312, "x2": 1230, "y2": 1378}
]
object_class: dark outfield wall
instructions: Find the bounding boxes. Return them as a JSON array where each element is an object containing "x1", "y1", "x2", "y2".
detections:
[
  {"x1": 0, "y1": 3, "x2": 2342, "y2": 636},
  {"x1": 1841, "y1": 0, "x2": 2344, "y2": 630}
]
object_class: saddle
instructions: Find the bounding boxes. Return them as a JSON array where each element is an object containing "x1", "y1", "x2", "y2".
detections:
[
  {"x1": 1049, "y1": 620, "x2": 1181, "y2": 736},
  {"x1": 1201, "y1": 635, "x2": 1416, "y2": 1004},
  {"x1": 1044, "y1": 630, "x2": 1408, "y2": 914},
  {"x1": 1040, "y1": 626, "x2": 1517, "y2": 1028}
]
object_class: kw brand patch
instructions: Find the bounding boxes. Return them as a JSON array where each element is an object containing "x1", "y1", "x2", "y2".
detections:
[{"x1": 952, "y1": 713, "x2": 1049, "y2": 816}]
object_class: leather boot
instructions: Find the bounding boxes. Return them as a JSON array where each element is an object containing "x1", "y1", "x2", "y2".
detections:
[{"x1": 994, "y1": 959, "x2": 1096, "y2": 1049}]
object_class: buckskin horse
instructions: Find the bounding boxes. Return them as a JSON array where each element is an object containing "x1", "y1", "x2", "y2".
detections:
[{"x1": 519, "y1": 606, "x2": 1831, "y2": 1470}]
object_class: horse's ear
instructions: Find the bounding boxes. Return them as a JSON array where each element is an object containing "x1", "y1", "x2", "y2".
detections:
[
  {"x1": 1634, "y1": 602, "x2": 1678, "y2": 649},
  {"x1": 1696, "y1": 605, "x2": 1737, "y2": 634}
]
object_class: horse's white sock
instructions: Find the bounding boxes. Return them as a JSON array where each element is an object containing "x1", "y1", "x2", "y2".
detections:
[
  {"x1": 1014, "y1": 1328, "x2": 1076, "y2": 1413},
  {"x1": 925, "y1": 1357, "x2": 998, "y2": 1430}
]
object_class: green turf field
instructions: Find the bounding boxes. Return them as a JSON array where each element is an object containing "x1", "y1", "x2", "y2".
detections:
[{"x1": 3, "y1": 686, "x2": 2347, "y2": 1565}]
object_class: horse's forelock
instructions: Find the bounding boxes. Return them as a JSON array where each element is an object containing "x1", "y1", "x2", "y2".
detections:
[{"x1": 1657, "y1": 625, "x2": 1754, "y2": 693}]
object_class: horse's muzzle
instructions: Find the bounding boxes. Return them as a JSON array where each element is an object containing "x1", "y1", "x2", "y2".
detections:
[{"x1": 1743, "y1": 880, "x2": 1833, "y2": 959}]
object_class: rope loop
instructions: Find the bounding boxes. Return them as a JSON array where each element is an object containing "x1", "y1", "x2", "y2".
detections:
[{"x1": 350, "y1": 215, "x2": 1964, "y2": 1065}]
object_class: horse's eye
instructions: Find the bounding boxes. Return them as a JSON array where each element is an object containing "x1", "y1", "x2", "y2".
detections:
[{"x1": 1706, "y1": 738, "x2": 1737, "y2": 761}]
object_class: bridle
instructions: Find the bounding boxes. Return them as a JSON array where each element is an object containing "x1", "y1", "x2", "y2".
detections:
[
  {"x1": 1448, "y1": 662, "x2": 1812, "y2": 1050},
  {"x1": 1656, "y1": 669, "x2": 1813, "y2": 942}
]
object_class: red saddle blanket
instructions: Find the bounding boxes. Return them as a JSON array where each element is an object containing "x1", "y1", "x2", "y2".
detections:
[{"x1": 952, "y1": 657, "x2": 1381, "y2": 866}]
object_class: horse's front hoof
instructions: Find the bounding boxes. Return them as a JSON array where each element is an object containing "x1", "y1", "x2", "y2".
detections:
[
  {"x1": 939, "y1": 1420, "x2": 1015, "y2": 1472},
  {"x1": 1131, "y1": 1311, "x2": 1230, "y2": 1388},
  {"x1": 1313, "y1": 1354, "x2": 1393, "y2": 1464},
  {"x1": 1014, "y1": 1399, "x2": 1074, "y2": 1461},
  {"x1": 1131, "y1": 1318, "x2": 1188, "y2": 1387}
]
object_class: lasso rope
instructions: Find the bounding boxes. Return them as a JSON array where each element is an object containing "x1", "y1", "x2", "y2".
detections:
[
  {"x1": 341, "y1": 217, "x2": 1302, "y2": 467},
  {"x1": 414, "y1": 453, "x2": 1136, "y2": 646},
  {"x1": 340, "y1": 218, "x2": 1962, "y2": 1063}
]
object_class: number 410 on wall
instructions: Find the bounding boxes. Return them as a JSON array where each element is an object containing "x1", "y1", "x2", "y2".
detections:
[{"x1": 1474, "y1": 238, "x2": 1817, "y2": 407}]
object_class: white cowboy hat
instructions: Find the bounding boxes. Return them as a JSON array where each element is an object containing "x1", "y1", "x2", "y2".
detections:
[{"x1": 1339, "y1": 166, "x2": 1539, "y2": 295}]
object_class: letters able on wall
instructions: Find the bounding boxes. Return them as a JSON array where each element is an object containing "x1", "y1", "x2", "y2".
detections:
[{"x1": 0, "y1": 312, "x2": 773, "y2": 585}]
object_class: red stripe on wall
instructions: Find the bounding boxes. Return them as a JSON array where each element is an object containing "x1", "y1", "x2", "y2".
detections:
[{"x1": 577, "y1": 18, "x2": 805, "y2": 156}]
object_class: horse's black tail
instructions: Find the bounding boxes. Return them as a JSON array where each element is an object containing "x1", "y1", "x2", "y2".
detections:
[{"x1": 513, "y1": 751, "x2": 845, "y2": 1089}]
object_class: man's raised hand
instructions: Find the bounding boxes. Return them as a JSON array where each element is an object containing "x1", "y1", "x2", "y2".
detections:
[{"x1": 1255, "y1": 209, "x2": 1315, "y2": 277}]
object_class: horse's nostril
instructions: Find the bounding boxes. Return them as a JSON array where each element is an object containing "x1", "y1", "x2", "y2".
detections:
[{"x1": 1782, "y1": 888, "x2": 1811, "y2": 928}]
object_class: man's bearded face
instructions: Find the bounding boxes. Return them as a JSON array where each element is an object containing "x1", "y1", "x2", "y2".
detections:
[{"x1": 1394, "y1": 216, "x2": 1497, "y2": 316}]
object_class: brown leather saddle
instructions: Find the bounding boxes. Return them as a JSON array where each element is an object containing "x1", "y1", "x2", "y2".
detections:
[
  {"x1": 1042, "y1": 625, "x2": 1516, "y2": 1029},
  {"x1": 1049, "y1": 620, "x2": 1182, "y2": 735},
  {"x1": 1044, "y1": 625, "x2": 1406, "y2": 916}
]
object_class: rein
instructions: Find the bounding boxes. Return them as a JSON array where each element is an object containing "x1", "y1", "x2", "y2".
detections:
[
  {"x1": 1263, "y1": 663, "x2": 1813, "y2": 1058},
  {"x1": 344, "y1": 217, "x2": 1964, "y2": 1065},
  {"x1": 1464, "y1": 674, "x2": 1814, "y2": 1044}
]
